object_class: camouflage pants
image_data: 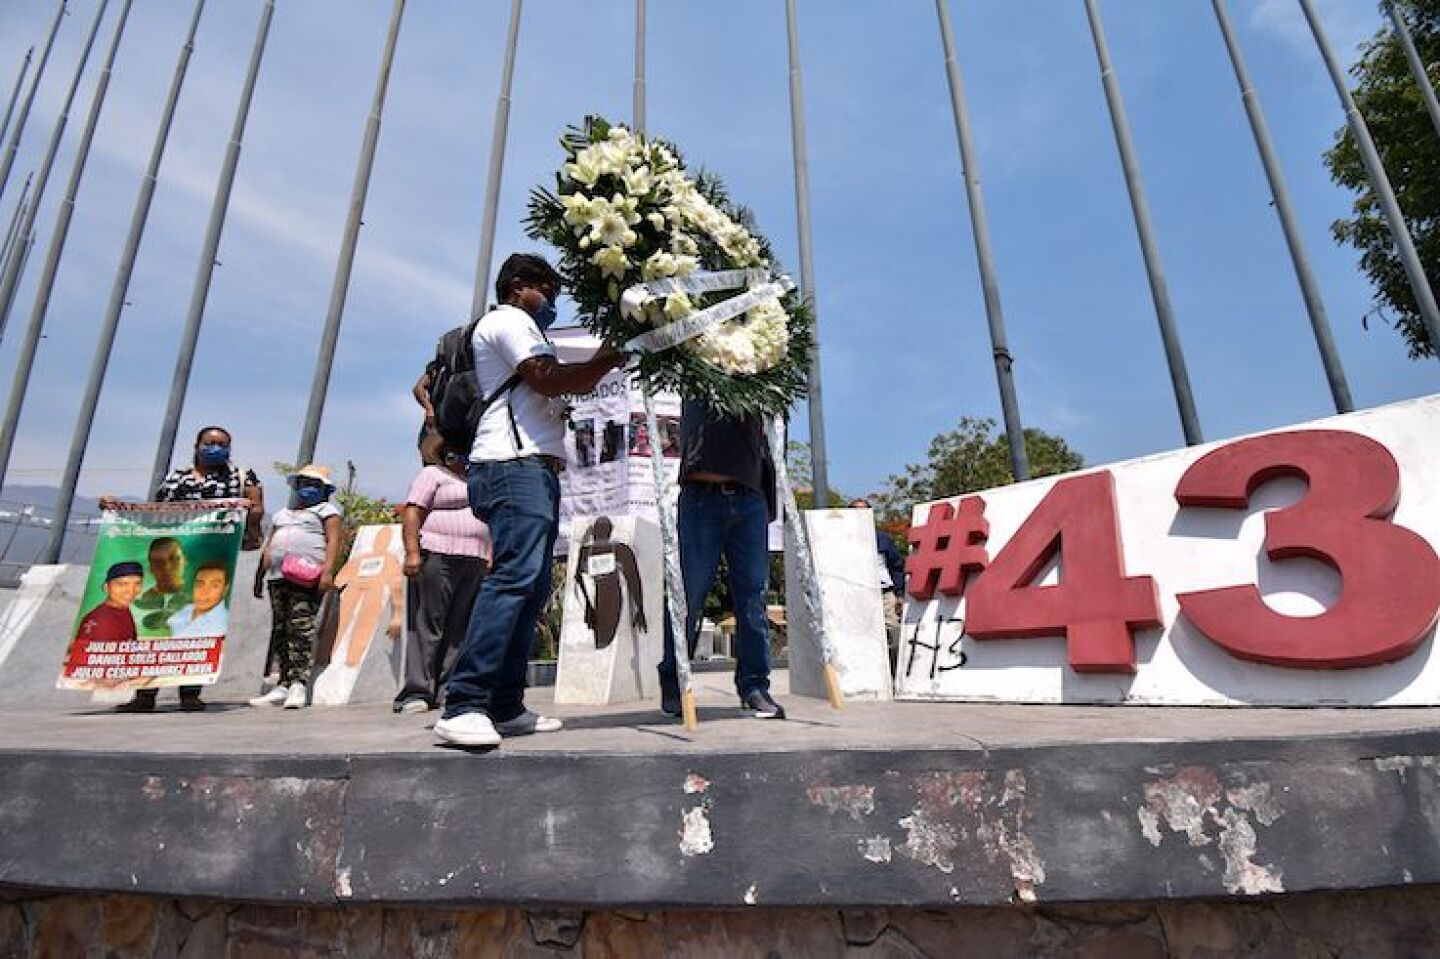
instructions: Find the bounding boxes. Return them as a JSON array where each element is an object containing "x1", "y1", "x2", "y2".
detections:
[{"x1": 268, "y1": 579, "x2": 322, "y2": 686}]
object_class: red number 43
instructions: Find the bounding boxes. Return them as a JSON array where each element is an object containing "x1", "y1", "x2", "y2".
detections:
[{"x1": 959, "y1": 429, "x2": 1440, "y2": 673}]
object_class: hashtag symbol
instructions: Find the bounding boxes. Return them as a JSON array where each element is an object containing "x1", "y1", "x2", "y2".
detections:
[{"x1": 905, "y1": 496, "x2": 990, "y2": 601}]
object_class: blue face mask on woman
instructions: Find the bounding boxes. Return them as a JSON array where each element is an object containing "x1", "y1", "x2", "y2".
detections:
[
  {"x1": 534, "y1": 297, "x2": 558, "y2": 331},
  {"x1": 197, "y1": 443, "x2": 230, "y2": 467},
  {"x1": 295, "y1": 484, "x2": 327, "y2": 508}
]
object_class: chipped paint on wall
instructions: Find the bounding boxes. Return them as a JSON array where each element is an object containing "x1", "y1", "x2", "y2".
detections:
[
  {"x1": 679, "y1": 807, "x2": 713, "y2": 857},
  {"x1": 859, "y1": 836, "x2": 892, "y2": 863},
  {"x1": 1138, "y1": 766, "x2": 1285, "y2": 895},
  {"x1": 807, "y1": 784, "x2": 875, "y2": 821}
]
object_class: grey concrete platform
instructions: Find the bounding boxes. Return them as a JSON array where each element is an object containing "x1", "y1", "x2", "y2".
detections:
[{"x1": 1, "y1": 670, "x2": 1439, "y2": 911}]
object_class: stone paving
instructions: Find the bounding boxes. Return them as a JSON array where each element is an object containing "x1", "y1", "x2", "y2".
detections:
[{"x1": 6, "y1": 668, "x2": 1439, "y2": 759}]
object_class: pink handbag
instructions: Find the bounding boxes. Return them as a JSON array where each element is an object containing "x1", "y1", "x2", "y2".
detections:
[{"x1": 279, "y1": 553, "x2": 325, "y2": 588}]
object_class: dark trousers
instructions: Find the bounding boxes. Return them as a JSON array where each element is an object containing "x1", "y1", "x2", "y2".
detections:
[
  {"x1": 133, "y1": 684, "x2": 201, "y2": 704},
  {"x1": 396, "y1": 550, "x2": 487, "y2": 707},
  {"x1": 659, "y1": 483, "x2": 773, "y2": 699},
  {"x1": 443, "y1": 458, "x2": 560, "y2": 722}
]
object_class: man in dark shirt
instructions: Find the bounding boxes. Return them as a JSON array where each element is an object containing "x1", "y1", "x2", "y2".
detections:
[{"x1": 658, "y1": 398, "x2": 785, "y2": 719}]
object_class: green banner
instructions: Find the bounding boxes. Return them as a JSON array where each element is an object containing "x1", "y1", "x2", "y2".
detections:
[{"x1": 58, "y1": 500, "x2": 247, "y2": 691}]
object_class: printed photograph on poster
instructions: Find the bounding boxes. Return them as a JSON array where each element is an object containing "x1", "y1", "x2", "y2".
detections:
[
  {"x1": 628, "y1": 413, "x2": 652, "y2": 458},
  {"x1": 58, "y1": 501, "x2": 247, "y2": 691},
  {"x1": 601, "y1": 419, "x2": 625, "y2": 464},
  {"x1": 573, "y1": 418, "x2": 597, "y2": 468}
]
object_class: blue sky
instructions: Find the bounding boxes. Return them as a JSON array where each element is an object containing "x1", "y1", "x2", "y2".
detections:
[{"x1": 0, "y1": 0, "x2": 1433, "y2": 510}]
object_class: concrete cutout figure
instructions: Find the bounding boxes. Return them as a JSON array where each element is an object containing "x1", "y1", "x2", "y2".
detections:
[
  {"x1": 311, "y1": 525, "x2": 405, "y2": 706},
  {"x1": 555, "y1": 514, "x2": 664, "y2": 706},
  {"x1": 572, "y1": 516, "x2": 647, "y2": 650}
]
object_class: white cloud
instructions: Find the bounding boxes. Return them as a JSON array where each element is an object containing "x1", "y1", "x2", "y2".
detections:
[{"x1": 1249, "y1": 0, "x2": 1381, "y2": 61}]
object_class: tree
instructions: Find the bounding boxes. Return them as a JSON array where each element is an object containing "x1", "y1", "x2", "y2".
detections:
[
  {"x1": 1324, "y1": 0, "x2": 1440, "y2": 358},
  {"x1": 871, "y1": 417, "x2": 1084, "y2": 531}
]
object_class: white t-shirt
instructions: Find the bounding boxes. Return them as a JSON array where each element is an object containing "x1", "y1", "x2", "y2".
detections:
[{"x1": 470, "y1": 304, "x2": 567, "y2": 461}]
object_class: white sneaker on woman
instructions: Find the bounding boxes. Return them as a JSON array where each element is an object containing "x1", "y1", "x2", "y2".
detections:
[
  {"x1": 433, "y1": 712, "x2": 501, "y2": 747},
  {"x1": 248, "y1": 685, "x2": 288, "y2": 707},
  {"x1": 283, "y1": 683, "x2": 308, "y2": 709}
]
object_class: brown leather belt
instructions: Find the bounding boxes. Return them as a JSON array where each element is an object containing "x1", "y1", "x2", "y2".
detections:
[{"x1": 539, "y1": 455, "x2": 565, "y2": 474}]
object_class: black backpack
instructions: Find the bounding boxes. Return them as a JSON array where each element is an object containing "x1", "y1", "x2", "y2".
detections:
[{"x1": 429, "y1": 319, "x2": 522, "y2": 452}]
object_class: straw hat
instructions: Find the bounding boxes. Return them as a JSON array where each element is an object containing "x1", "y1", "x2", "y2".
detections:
[{"x1": 289, "y1": 464, "x2": 334, "y2": 489}]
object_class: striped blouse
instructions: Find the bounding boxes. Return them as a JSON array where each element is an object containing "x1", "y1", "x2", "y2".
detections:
[{"x1": 406, "y1": 466, "x2": 492, "y2": 561}]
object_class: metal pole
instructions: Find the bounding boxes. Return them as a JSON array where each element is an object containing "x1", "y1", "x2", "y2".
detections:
[
  {"x1": 0, "y1": 1, "x2": 64, "y2": 206},
  {"x1": 150, "y1": 0, "x2": 275, "y2": 495},
  {"x1": 45, "y1": 0, "x2": 207, "y2": 562},
  {"x1": 0, "y1": 234, "x2": 33, "y2": 334},
  {"x1": 471, "y1": 0, "x2": 522, "y2": 320},
  {"x1": 1385, "y1": 0, "x2": 1440, "y2": 144},
  {"x1": 1084, "y1": 0, "x2": 1202, "y2": 445},
  {"x1": 0, "y1": 0, "x2": 128, "y2": 498},
  {"x1": 785, "y1": 0, "x2": 831, "y2": 507},
  {"x1": 295, "y1": 0, "x2": 405, "y2": 466},
  {"x1": 633, "y1": 0, "x2": 646, "y2": 133},
  {"x1": 1300, "y1": 0, "x2": 1440, "y2": 356},
  {"x1": 1212, "y1": 0, "x2": 1353, "y2": 413},
  {"x1": 0, "y1": 49, "x2": 34, "y2": 159},
  {"x1": 935, "y1": 0, "x2": 1030, "y2": 481},
  {"x1": 0, "y1": 174, "x2": 32, "y2": 274},
  {"x1": 0, "y1": 1, "x2": 92, "y2": 340}
]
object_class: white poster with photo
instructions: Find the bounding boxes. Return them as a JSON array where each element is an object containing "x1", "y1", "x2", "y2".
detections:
[{"x1": 549, "y1": 327, "x2": 781, "y2": 554}]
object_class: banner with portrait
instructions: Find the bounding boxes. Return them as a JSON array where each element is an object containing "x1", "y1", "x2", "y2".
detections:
[{"x1": 57, "y1": 500, "x2": 247, "y2": 691}]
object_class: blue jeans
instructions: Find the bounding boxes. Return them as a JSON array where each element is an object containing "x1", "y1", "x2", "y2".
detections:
[
  {"x1": 443, "y1": 458, "x2": 559, "y2": 721},
  {"x1": 659, "y1": 483, "x2": 772, "y2": 699}
]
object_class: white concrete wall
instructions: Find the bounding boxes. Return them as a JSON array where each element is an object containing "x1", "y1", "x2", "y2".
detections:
[
  {"x1": 787, "y1": 509, "x2": 893, "y2": 701},
  {"x1": 897, "y1": 395, "x2": 1440, "y2": 706}
]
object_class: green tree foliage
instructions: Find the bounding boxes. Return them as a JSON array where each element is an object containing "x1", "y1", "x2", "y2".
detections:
[
  {"x1": 1324, "y1": 0, "x2": 1440, "y2": 358},
  {"x1": 871, "y1": 417, "x2": 1084, "y2": 530}
]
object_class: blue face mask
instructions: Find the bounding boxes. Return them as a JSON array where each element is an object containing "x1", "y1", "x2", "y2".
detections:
[
  {"x1": 534, "y1": 297, "x2": 558, "y2": 331},
  {"x1": 295, "y1": 485, "x2": 326, "y2": 508},
  {"x1": 197, "y1": 444, "x2": 230, "y2": 467}
]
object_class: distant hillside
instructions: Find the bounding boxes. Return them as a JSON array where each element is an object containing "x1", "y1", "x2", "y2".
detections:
[{"x1": 0, "y1": 485, "x2": 111, "y2": 583}]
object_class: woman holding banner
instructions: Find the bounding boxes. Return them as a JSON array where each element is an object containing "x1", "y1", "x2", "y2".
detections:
[{"x1": 112, "y1": 425, "x2": 264, "y2": 713}]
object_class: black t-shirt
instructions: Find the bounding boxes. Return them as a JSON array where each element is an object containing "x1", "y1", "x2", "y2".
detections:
[{"x1": 678, "y1": 399, "x2": 777, "y2": 520}]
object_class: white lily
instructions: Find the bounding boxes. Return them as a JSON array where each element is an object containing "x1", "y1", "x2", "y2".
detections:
[
  {"x1": 564, "y1": 149, "x2": 603, "y2": 187},
  {"x1": 664, "y1": 292, "x2": 694, "y2": 321},
  {"x1": 591, "y1": 245, "x2": 630, "y2": 281},
  {"x1": 589, "y1": 207, "x2": 637, "y2": 248},
  {"x1": 621, "y1": 165, "x2": 653, "y2": 196}
]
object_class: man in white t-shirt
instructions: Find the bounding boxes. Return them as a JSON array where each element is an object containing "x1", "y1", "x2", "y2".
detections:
[{"x1": 436, "y1": 253, "x2": 625, "y2": 749}]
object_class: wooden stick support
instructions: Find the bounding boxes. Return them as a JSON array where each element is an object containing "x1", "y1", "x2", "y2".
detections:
[
  {"x1": 824, "y1": 663, "x2": 845, "y2": 710},
  {"x1": 681, "y1": 687, "x2": 699, "y2": 731}
]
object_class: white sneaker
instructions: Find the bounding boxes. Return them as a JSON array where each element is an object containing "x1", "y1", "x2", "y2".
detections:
[
  {"x1": 283, "y1": 683, "x2": 308, "y2": 709},
  {"x1": 399, "y1": 699, "x2": 430, "y2": 715},
  {"x1": 494, "y1": 711, "x2": 563, "y2": 737},
  {"x1": 434, "y1": 712, "x2": 501, "y2": 747},
  {"x1": 248, "y1": 685, "x2": 288, "y2": 707}
]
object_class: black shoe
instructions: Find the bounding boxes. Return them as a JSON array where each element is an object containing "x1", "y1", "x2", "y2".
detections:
[
  {"x1": 115, "y1": 694, "x2": 155, "y2": 714},
  {"x1": 179, "y1": 694, "x2": 207, "y2": 712},
  {"x1": 741, "y1": 688, "x2": 785, "y2": 720}
]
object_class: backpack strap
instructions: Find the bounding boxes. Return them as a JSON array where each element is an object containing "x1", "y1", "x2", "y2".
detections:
[{"x1": 474, "y1": 371, "x2": 524, "y2": 453}]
